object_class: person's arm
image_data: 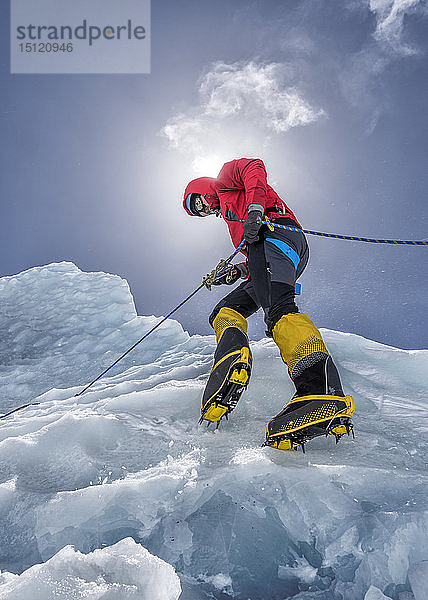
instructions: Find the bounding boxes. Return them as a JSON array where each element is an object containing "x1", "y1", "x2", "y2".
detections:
[
  {"x1": 235, "y1": 158, "x2": 268, "y2": 214},
  {"x1": 216, "y1": 158, "x2": 269, "y2": 243},
  {"x1": 237, "y1": 159, "x2": 267, "y2": 243},
  {"x1": 217, "y1": 157, "x2": 269, "y2": 213},
  {"x1": 212, "y1": 262, "x2": 249, "y2": 286}
]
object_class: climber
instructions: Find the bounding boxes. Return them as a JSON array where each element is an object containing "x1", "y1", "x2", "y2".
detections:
[{"x1": 183, "y1": 158, "x2": 354, "y2": 451}]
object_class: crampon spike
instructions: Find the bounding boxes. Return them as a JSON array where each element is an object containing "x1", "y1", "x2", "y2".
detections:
[{"x1": 215, "y1": 421, "x2": 220, "y2": 430}]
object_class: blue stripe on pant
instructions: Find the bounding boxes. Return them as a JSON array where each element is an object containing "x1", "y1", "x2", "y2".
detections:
[
  {"x1": 210, "y1": 221, "x2": 309, "y2": 332},
  {"x1": 265, "y1": 237, "x2": 301, "y2": 269}
]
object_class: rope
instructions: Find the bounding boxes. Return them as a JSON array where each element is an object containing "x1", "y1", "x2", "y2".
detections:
[
  {"x1": 74, "y1": 241, "x2": 246, "y2": 397},
  {"x1": 0, "y1": 402, "x2": 40, "y2": 420},
  {"x1": 0, "y1": 243, "x2": 245, "y2": 418},
  {"x1": 74, "y1": 283, "x2": 206, "y2": 396},
  {"x1": 259, "y1": 220, "x2": 427, "y2": 246}
]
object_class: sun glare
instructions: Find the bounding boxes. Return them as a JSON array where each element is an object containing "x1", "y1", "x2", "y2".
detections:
[{"x1": 192, "y1": 154, "x2": 225, "y2": 177}]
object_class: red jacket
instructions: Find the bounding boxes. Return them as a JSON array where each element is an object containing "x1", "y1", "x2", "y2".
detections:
[{"x1": 183, "y1": 158, "x2": 301, "y2": 248}]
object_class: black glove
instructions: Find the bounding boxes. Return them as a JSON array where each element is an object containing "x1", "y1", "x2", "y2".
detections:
[
  {"x1": 213, "y1": 262, "x2": 248, "y2": 286},
  {"x1": 243, "y1": 210, "x2": 263, "y2": 244}
]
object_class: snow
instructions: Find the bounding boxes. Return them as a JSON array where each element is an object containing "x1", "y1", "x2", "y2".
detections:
[{"x1": 0, "y1": 262, "x2": 427, "y2": 600}]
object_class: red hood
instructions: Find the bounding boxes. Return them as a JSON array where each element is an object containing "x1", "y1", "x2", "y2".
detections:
[{"x1": 183, "y1": 177, "x2": 219, "y2": 215}]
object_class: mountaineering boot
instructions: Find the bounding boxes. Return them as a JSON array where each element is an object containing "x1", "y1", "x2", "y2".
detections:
[
  {"x1": 264, "y1": 394, "x2": 355, "y2": 451},
  {"x1": 264, "y1": 313, "x2": 355, "y2": 451},
  {"x1": 200, "y1": 307, "x2": 252, "y2": 426}
]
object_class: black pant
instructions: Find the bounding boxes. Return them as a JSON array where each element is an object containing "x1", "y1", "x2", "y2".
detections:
[{"x1": 210, "y1": 219, "x2": 309, "y2": 334}]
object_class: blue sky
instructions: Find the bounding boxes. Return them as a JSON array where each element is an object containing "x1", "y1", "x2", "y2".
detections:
[{"x1": 1, "y1": 0, "x2": 427, "y2": 349}]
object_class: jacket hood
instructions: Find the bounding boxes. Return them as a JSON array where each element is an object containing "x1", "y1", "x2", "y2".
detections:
[{"x1": 183, "y1": 177, "x2": 219, "y2": 216}]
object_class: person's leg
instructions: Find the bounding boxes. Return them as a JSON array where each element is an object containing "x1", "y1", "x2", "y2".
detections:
[
  {"x1": 201, "y1": 282, "x2": 260, "y2": 423},
  {"x1": 272, "y1": 312, "x2": 344, "y2": 397},
  {"x1": 251, "y1": 223, "x2": 344, "y2": 397},
  {"x1": 253, "y1": 224, "x2": 354, "y2": 449},
  {"x1": 208, "y1": 279, "x2": 260, "y2": 328}
]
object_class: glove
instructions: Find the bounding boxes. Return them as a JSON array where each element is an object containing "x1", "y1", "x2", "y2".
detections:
[
  {"x1": 243, "y1": 209, "x2": 263, "y2": 244},
  {"x1": 213, "y1": 262, "x2": 248, "y2": 286}
]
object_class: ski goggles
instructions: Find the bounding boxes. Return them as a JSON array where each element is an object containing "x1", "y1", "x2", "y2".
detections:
[{"x1": 185, "y1": 193, "x2": 213, "y2": 217}]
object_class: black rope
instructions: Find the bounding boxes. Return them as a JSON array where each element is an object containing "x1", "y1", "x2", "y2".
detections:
[
  {"x1": 74, "y1": 283, "x2": 206, "y2": 396},
  {"x1": 0, "y1": 402, "x2": 40, "y2": 420},
  {"x1": 74, "y1": 243, "x2": 245, "y2": 397}
]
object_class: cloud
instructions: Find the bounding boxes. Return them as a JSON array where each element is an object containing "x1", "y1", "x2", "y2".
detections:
[
  {"x1": 161, "y1": 61, "x2": 325, "y2": 171},
  {"x1": 199, "y1": 62, "x2": 323, "y2": 131},
  {"x1": 339, "y1": 0, "x2": 427, "y2": 129},
  {"x1": 369, "y1": 0, "x2": 426, "y2": 55}
]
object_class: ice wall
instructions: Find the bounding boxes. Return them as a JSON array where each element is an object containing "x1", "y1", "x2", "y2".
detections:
[
  {"x1": 0, "y1": 262, "x2": 188, "y2": 411},
  {"x1": 0, "y1": 263, "x2": 427, "y2": 600},
  {"x1": 0, "y1": 538, "x2": 181, "y2": 600}
]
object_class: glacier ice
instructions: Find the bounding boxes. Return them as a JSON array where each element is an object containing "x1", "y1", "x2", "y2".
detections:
[
  {"x1": 0, "y1": 262, "x2": 189, "y2": 412},
  {"x1": 408, "y1": 560, "x2": 428, "y2": 600},
  {"x1": 0, "y1": 537, "x2": 181, "y2": 600},
  {"x1": 0, "y1": 262, "x2": 427, "y2": 600},
  {"x1": 364, "y1": 587, "x2": 390, "y2": 600}
]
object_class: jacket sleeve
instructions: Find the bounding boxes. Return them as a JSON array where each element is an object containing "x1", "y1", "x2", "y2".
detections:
[
  {"x1": 224, "y1": 158, "x2": 268, "y2": 212},
  {"x1": 216, "y1": 158, "x2": 269, "y2": 215}
]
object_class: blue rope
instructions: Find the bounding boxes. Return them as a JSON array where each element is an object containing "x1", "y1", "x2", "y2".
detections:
[{"x1": 259, "y1": 220, "x2": 427, "y2": 246}]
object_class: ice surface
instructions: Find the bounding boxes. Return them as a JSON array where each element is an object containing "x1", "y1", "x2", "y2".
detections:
[
  {"x1": 0, "y1": 262, "x2": 427, "y2": 600},
  {"x1": 0, "y1": 262, "x2": 189, "y2": 412},
  {"x1": 408, "y1": 560, "x2": 428, "y2": 600},
  {"x1": 364, "y1": 587, "x2": 390, "y2": 600},
  {"x1": 0, "y1": 537, "x2": 181, "y2": 600}
]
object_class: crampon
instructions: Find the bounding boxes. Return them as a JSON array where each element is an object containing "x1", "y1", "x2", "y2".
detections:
[
  {"x1": 263, "y1": 394, "x2": 355, "y2": 453},
  {"x1": 199, "y1": 347, "x2": 251, "y2": 428}
]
